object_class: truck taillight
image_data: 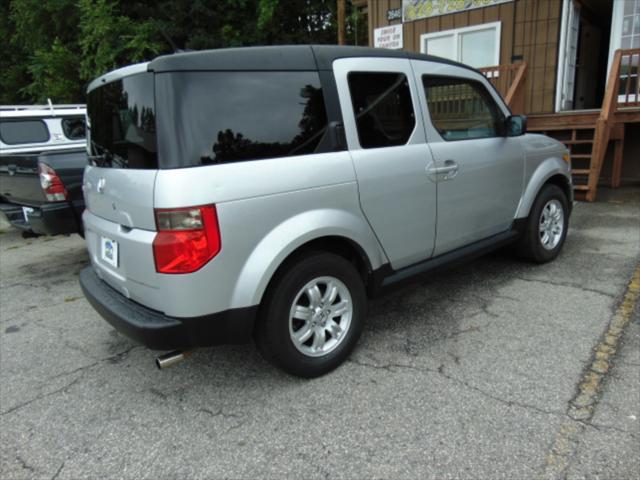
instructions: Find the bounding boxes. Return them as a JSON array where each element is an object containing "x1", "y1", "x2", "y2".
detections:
[
  {"x1": 152, "y1": 205, "x2": 221, "y2": 274},
  {"x1": 39, "y1": 163, "x2": 68, "y2": 201}
]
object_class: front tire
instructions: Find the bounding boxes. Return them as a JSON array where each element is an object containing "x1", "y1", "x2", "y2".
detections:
[
  {"x1": 255, "y1": 252, "x2": 367, "y2": 378},
  {"x1": 517, "y1": 184, "x2": 569, "y2": 263}
]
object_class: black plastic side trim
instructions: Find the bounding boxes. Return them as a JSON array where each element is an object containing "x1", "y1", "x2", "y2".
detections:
[
  {"x1": 369, "y1": 228, "x2": 521, "y2": 297},
  {"x1": 315, "y1": 68, "x2": 346, "y2": 153}
]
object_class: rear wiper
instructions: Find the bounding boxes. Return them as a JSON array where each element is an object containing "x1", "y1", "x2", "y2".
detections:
[
  {"x1": 88, "y1": 153, "x2": 110, "y2": 166},
  {"x1": 89, "y1": 141, "x2": 127, "y2": 167}
]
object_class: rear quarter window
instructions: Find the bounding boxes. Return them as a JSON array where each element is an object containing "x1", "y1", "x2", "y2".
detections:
[
  {"x1": 155, "y1": 71, "x2": 329, "y2": 168},
  {"x1": 0, "y1": 119, "x2": 50, "y2": 145}
]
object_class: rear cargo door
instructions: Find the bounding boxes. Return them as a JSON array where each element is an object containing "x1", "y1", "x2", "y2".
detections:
[
  {"x1": 83, "y1": 166, "x2": 156, "y2": 230},
  {"x1": 83, "y1": 70, "x2": 161, "y2": 305}
]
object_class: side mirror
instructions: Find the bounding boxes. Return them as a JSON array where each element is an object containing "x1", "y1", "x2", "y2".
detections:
[{"x1": 506, "y1": 115, "x2": 527, "y2": 137}]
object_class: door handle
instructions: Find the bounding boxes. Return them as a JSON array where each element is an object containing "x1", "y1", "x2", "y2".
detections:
[{"x1": 427, "y1": 160, "x2": 458, "y2": 180}]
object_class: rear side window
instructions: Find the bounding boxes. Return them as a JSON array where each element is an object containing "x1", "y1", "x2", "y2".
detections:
[
  {"x1": 347, "y1": 72, "x2": 415, "y2": 148},
  {"x1": 61, "y1": 117, "x2": 86, "y2": 140},
  {"x1": 0, "y1": 120, "x2": 50, "y2": 145},
  {"x1": 155, "y1": 71, "x2": 328, "y2": 168},
  {"x1": 422, "y1": 76, "x2": 504, "y2": 141}
]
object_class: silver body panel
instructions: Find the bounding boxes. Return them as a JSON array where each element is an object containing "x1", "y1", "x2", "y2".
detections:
[
  {"x1": 86, "y1": 62, "x2": 149, "y2": 93},
  {"x1": 515, "y1": 133, "x2": 573, "y2": 218},
  {"x1": 82, "y1": 55, "x2": 570, "y2": 320},
  {"x1": 84, "y1": 152, "x2": 387, "y2": 317}
]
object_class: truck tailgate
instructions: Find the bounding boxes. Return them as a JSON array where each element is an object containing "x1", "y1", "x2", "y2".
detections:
[
  {"x1": 0, "y1": 154, "x2": 45, "y2": 205},
  {"x1": 0, "y1": 148, "x2": 86, "y2": 206}
]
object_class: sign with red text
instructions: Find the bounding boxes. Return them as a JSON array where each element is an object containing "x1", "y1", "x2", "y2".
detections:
[{"x1": 374, "y1": 24, "x2": 403, "y2": 50}]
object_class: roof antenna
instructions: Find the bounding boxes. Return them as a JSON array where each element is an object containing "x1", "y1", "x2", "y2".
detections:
[{"x1": 157, "y1": 26, "x2": 183, "y2": 53}]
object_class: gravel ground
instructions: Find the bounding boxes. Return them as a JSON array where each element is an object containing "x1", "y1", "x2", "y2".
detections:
[{"x1": 0, "y1": 187, "x2": 638, "y2": 480}]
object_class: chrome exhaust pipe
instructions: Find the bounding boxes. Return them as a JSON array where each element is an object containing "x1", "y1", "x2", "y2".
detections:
[{"x1": 155, "y1": 350, "x2": 189, "y2": 369}]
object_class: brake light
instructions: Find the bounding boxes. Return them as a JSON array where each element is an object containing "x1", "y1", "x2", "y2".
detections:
[
  {"x1": 39, "y1": 163, "x2": 68, "y2": 201},
  {"x1": 152, "y1": 205, "x2": 221, "y2": 274}
]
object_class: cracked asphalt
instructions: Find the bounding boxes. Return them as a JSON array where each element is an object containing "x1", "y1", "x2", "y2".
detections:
[{"x1": 1, "y1": 187, "x2": 639, "y2": 480}]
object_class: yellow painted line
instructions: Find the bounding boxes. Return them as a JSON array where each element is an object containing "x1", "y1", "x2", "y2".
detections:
[{"x1": 541, "y1": 264, "x2": 640, "y2": 480}]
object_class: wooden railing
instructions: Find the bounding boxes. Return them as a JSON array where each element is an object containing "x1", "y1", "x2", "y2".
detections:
[
  {"x1": 615, "y1": 48, "x2": 640, "y2": 109},
  {"x1": 478, "y1": 62, "x2": 527, "y2": 114},
  {"x1": 586, "y1": 48, "x2": 640, "y2": 199}
]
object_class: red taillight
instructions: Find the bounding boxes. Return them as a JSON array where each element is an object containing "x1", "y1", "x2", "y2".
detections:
[
  {"x1": 152, "y1": 205, "x2": 221, "y2": 274},
  {"x1": 39, "y1": 163, "x2": 68, "y2": 201}
]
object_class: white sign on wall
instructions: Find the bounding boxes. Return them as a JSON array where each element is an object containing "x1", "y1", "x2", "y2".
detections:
[{"x1": 374, "y1": 24, "x2": 403, "y2": 50}]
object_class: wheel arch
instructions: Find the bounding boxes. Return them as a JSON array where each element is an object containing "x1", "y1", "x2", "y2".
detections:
[
  {"x1": 545, "y1": 174, "x2": 573, "y2": 212},
  {"x1": 515, "y1": 157, "x2": 573, "y2": 219},
  {"x1": 229, "y1": 209, "x2": 387, "y2": 310}
]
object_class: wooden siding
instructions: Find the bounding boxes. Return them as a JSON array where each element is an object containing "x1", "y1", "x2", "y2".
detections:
[{"x1": 368, "y1": 0, "x2": 562, "y2": 114}]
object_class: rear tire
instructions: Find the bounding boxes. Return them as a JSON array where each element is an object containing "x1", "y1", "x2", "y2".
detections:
[
  {"x1": 255, "y1": 252, "x2": 367, "y2": 378},
  {"x1": 516, "y1": 184, "x2": 569, "y2": 263}
]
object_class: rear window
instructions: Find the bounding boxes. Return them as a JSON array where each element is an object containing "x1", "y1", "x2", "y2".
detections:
[
  {"x1": 155, "y1": 71, "x2": 328, "y2": 168},
  {"x1": 61, "y1": 117, "x2": 86, "y2": 140},
  {"x1": 87, "y1": 72, "x2": 157, "y2": 169},
  {"x1": 0, "y1": 120, "x2": 50, "y2": 145}
]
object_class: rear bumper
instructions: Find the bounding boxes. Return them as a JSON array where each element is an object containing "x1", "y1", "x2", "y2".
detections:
[
  {"x1": 79, "y1": 266, "x2": 257, "y2": 350},
  {"x1": 0, "y1": 201, "x2": 81, "y2": 235}
]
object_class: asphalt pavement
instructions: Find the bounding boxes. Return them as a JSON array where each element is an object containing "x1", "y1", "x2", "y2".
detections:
[{"x1": 0, "y1": 187, "x2": 638, "y2": 479}]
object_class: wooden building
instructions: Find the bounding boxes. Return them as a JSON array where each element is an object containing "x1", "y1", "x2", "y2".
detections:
[{"x1": 359, "y1": 0, "x2": 640, "y2": 200}]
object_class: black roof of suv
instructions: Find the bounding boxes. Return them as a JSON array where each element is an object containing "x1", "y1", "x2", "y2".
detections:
[{"x1": 148, "y1": 45, "x2": 476, "y2": 73}]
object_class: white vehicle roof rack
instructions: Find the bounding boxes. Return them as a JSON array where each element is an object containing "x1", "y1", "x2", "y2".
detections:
[
  {"x1": 0, "y1": 104, "x2": 85, "y2": 112},
  {"x1": 0, "y1": 100, "x2": 86, "y2": 119}
]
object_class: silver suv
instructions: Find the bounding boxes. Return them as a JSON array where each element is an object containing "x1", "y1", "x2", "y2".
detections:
[{"x1": 79, "y1": 46, "x2": 572, "y2": 377}]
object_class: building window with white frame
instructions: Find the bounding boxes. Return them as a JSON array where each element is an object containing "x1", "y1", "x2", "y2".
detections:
[{"x1": 420, "y1": 22, "x2": 501, "y2": 69}]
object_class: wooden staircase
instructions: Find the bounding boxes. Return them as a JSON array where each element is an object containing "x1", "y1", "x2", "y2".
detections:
[{"x1": 526, "y1": 111, "x2": 626, "y2": 201}]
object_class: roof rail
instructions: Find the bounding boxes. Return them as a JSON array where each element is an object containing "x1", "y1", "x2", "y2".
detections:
[{"x1": 0, "y1": 104, "x2": 85, "y2": 111}]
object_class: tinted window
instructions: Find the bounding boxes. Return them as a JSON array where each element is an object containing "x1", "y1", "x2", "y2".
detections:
[
  {"x1": 423, "y1": 76, "x2": 504, "y2": 141},
  {"x1": 61, "y1": 117, "x2": 86, "y2": 140},
  {"x1": 0, "y1": 120, "x2": 50, "y2": 145},
  {"x1": 87, "y1": 72, "x2": 157, "y2": 169},
  {"x1": 155, "y1": 71, "x2": 328, "y2": 168},
  {"x1": 347, "y1": 72, "x2": 415, "y2": 148}
]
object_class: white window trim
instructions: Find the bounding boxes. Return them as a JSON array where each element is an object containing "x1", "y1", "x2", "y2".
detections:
[{"x1": 419, "y1": 21, "x2": 502, "y2": 68}]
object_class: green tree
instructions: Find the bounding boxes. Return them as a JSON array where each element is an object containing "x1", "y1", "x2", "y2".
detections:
[
  {"x1": 3, "y1": 0, "x2": 81, "y2": 103},
  {"x1": 1, "y1": 0, "x2": 368, "y2": 105},
  {"x1": 78, "y1": 0, "x2": 163, "y2": 82}
]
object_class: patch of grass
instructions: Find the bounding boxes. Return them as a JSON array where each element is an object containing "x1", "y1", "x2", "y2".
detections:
[{"x1": 64, "y1": 296, "x2": 82, "y2": 303}]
